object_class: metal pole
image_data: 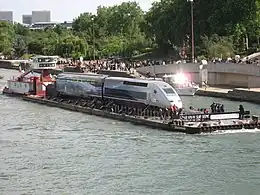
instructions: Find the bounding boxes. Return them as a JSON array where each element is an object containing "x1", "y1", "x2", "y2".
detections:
[
  {"x1": 191, "y1": 0, "x2": 195, "y2": 63},
  {"x1": 92, "y1": 20, "x2": 95, "y2": 61}
]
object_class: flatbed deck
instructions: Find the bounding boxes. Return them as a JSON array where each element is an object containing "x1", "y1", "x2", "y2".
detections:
[{"x1": 22, "y1": 95, "x2": 260, "y2": 134}]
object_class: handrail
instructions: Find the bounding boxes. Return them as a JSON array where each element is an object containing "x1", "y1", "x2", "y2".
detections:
[{"x1": 180, "y1": 111, "x2": 248, "y2": 122}]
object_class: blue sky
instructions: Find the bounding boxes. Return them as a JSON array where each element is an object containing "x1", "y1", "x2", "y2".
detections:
[{"x1": 0, "y1": 0, "x2": 157, "y2": 22}]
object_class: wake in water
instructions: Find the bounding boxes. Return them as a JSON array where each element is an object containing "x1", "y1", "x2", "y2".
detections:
[{"x1": 203, "y1": 128, "x2": 260, "y2": 135}]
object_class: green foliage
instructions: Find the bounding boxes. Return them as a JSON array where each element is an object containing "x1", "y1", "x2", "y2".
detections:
[
  {"x1": 145, "y1": 0, "x2": 260, "y2": 57},
  {"x1": 0, "y1": 0, "x2": 259, "y2": 59},
  {"x1": 0, "y1": 21, "x2": 15, "y2": 56},
  {"x1": 201, "y1": 35, "x2": 235, "y2": 58}
]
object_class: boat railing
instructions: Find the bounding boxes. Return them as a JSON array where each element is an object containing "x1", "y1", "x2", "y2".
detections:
[{"x1": 180, "y1": 111, "x2": 247, "y2": 122}]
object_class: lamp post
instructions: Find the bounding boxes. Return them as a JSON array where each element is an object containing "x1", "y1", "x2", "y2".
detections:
[
  {"x1": 127, "y1": 13, "x2": 132, "y2": 57},
  {"x1": 188, "y1": 0, "x2": 195, "y2": 63},
  {"x1": 91, "y1": 17, "x2": 95, "y2": 61}
]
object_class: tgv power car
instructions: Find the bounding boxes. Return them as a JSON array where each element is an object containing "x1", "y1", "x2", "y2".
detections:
[{"x1": 54, "y1": 72, "x2": 183, "y2": 109}]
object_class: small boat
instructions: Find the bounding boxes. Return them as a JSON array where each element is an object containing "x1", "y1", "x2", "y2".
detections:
[
  {"x1": 162, "y1": 73, "x2": 199, "y2": 96},
  {"x1": 0, "y1": 75, "x2": 4, "y2": 79}
]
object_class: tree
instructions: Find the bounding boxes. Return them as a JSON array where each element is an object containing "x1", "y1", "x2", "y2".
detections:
[
  {"x1": 0, "y1": 21, "x2": 15, "y2": 55},
  {"x1": 0, "y1": 0, "x2": 259, "y2": 59},
  {"x1": 13, "y1": 35, "x2": 27, "y2": 58},
  {"x1": 145, "y1": 0, "x2": 260, "y2": 55},
  {"x1": 201, "y1": 34, "x2": 235, "y2": 59}
]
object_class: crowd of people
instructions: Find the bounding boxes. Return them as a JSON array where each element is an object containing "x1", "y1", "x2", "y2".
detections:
[
  {"x1": 56, "y1": 53, "x2": 260, "y2": 74},
  {"x1": 57, "y1": 58, "x2": 173, "y2": 73}
]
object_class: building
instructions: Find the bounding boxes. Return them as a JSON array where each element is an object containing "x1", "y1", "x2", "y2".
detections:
[
  {"x1": 22, "y1": 14, "x2": 32, "y2": 25},
  {"x1": 30, "y1": 22, "x2": 58, "y2": 29},
  {"x1": 61, "y1": 21, "x2": 73, "y2": 29},
  {"x1": 29, "y1": 21, "x2": 73, "y2": 30},
  {"x1": 0, "y1": 11, "x2": 13, "y2": 23},
  {"x1": 32, "y1": 10, "x2": 51, "y2": 24}
]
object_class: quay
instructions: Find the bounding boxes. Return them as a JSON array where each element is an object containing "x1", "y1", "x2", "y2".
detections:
[
  {"x1": 22, "y1": 95, "x2": 260, "y2": 134},
  {"x1": 196, "y1": 87, "x2": 260, "y2": 104}
]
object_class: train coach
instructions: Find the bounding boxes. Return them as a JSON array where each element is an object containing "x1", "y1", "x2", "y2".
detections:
[{"x1": 48, "y1": 72, "x2": 183, "y2": 109}]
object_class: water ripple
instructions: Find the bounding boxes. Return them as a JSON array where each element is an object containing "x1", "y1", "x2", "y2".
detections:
[{"x1": 1, "y1": 69, "x2": 260, "y2": 195}]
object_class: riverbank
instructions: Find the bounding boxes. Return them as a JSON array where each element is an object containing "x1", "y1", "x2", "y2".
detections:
[
  {"x1": 0, "y1": 61, "x2": 20, "y2": 70},
  {"x1": 196, "y1": 87, "x2": 260, "y2": 104}
]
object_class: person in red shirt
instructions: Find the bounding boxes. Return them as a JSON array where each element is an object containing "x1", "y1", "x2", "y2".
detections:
[{"x1": 170, "y1": 104, "x2": 177, "y2": 119}]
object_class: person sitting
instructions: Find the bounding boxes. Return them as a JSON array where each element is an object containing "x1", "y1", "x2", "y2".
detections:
[{"x1": 204, "y1": 108, "x2": 209, "y2": 114}]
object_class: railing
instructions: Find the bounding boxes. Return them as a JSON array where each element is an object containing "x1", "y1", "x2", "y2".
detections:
[{"x1": 180, "y1": 111, "x2": 247, "y2": 122}]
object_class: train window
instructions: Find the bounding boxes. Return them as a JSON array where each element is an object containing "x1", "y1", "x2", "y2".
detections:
[
  {"x1": 123, "y1": 81, "x2": 148, "y2": 87},
  {"x1": 163, "y1": 88, "x2": 176, "y2": 95},
  {"x1": 105, "y1": 88, "x2": 147, "y2": 100},
  {"x1": 131, "y1": 91, "x2": 147, "y2": 99},
  {"x1": 59, "y1": 77, "x2": 103, "y2": 88}
]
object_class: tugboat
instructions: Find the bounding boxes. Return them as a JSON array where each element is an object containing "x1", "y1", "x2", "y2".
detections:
[
  {"x1": 2, "y1": 55, "x2": 57, "y2": 96},
  {"x1": 162, "y1": 73, "x2": 199, "y2": 96}
]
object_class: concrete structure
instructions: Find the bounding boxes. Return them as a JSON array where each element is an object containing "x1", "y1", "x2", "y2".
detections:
[
  {"x1": 30, "y1": 22, "x2": 58, "y2": 29},
  {"x1": 32, "y1": 10, "x2": 51, "y2": 24},
  {"x1": 0, "y1": 11, "x2": 13, "y2": 23},
  {"x1": 136, "y1": 62, "x2": 260, "y2": 88},
  {"x1": 22, "y1": 14, "x2": 32, "y2": 25},
  {"x1": 61, "y1": 21, "x2": 73, "y2": 29},
  {"x1": 30, "y1": 21, "x2": 73, "y2": 30},
  {"x1": 196, "y1": 87, "x2": 260, "y2": 104}
]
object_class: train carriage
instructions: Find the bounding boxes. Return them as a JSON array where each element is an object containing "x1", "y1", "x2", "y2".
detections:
[
  {"x1": 56, "y1": 73, "x2": 107, "y2": 98},
  {"x1": 103, "y1": 77, "x2": 182, "y2": 108},
  {"x1": 54, "y1": 72, "x2": 183, "y2": 109}
]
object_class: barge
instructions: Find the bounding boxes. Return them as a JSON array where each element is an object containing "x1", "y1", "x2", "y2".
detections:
[
  {"x1": 22, "y1": 95, "x2": 259, "y2": 134},
  {"x1": 2, "y1": 55, "x2": 260, "y2": 134}
]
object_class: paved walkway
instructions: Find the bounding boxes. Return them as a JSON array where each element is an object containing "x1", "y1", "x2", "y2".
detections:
[
  {"x1": 198, "y1": 87, "x2": 231, "y2": 93},
  {"x1": 235, "y1": 88, "x2": 260, "y2": 92},
  {"x1": 198, "y1": 87, "x2": 260, "y2": 93}
]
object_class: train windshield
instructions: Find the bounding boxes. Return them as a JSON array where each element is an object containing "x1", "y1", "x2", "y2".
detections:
[{"x1": 163, "y1": 87, "x2": 176, "y2": 95}]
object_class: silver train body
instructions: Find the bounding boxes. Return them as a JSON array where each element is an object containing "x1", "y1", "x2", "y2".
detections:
[{"x1": 55, "y1": 73, "x2": 183, "y2": 108}]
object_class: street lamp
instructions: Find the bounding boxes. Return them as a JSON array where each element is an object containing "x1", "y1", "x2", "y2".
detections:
[
  {"x1": 91, "y1": 17, "x2": 95, "y2": 61},
  {"x1": 127, "y1": 13, "x2": 132, "y2": 57},
  {"x1": 188, "y1": 0, "x2": 195, "y2": 63}
]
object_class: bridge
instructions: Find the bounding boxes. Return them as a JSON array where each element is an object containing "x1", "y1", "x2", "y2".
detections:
[{"x1": 136, "y1": 62, "x2": 260, "y2": 88}]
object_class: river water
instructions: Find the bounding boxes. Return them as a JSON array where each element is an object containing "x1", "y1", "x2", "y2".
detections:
[{"x1": 0, "y1": 69, "x2": 260, "y2": 195}]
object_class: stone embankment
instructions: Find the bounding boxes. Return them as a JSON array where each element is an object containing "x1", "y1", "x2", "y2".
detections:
[
  {"x1": 196, "y1": 87, "x2": 260, "y2": 104},
  {"x1": 0, "y1": 60, "x2": 20, "y2": 70}
]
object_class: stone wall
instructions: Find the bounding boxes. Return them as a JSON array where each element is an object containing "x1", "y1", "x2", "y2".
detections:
[
  {"x1": 0, "y1": 60, "x2": 20, "y2": 70},
  {"x1": 196, "y1": 89, "x2": 260, "y2": 104},
  {"x1": 137, "y1": 62, "x2": 260, "y2": 88}
]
